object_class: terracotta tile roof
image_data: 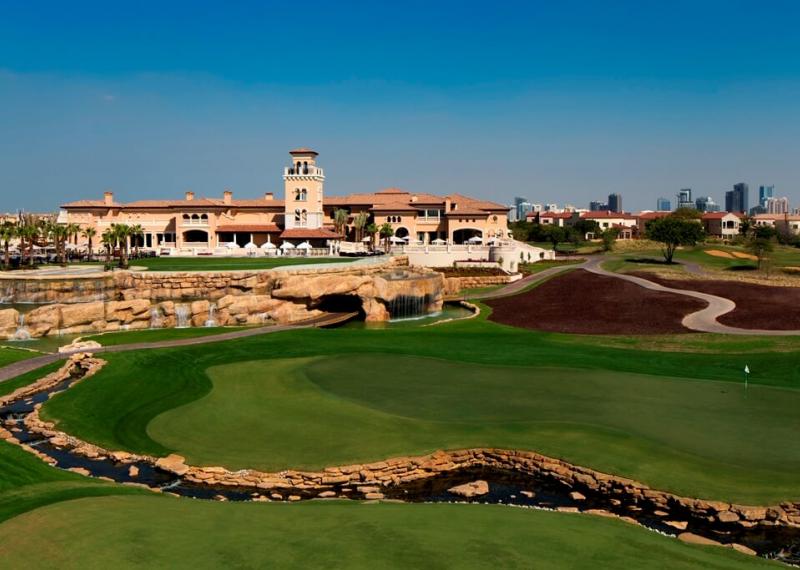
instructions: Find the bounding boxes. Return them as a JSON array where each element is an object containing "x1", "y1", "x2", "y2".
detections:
[
  {"x1": 702, "y1": 212, "x2": 741, "y2": 220},
  {"x1": 540, "y1": 212, "x2": 575, "y2": 219},
  {"x1": 61, "y1": 200, "x2": 120, "y2": 208},
  {"x1": 229, "y1": 199, "x2": 284, "y2": 208},
  {"x1": 581, "y1": 211, "x2": 636, "y2": 219},
  {"x1": 280, "y1": 228, "x2": 341, "y2": 239},
  {"x1": 371, "y1": 203, "x2": 420, "y2": 212},
  {"x1": 215, "y1": 224, "x2": 281, "y2": 233},
  {"x1": 289, "y1": 148, "x2": 318, "y2": 155}
]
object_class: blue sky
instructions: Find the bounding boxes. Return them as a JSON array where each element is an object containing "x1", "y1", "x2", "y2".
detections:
[{"x1": 1, "y1": 0, "x2": 799, "y2": 211}]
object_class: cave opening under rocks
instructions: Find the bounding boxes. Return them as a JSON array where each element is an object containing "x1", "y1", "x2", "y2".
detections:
[{"x1": 315, "y1": 294, "x2": 366, "y2": 320}]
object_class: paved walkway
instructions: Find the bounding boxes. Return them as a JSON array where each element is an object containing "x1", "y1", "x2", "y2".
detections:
[
  {"x1": 583, "y1": 257, "x2": 800, "y2": 336},
  {"x1": 465, "y1": 261, "x2": 590, "y2": 300},
  {"x1": 0, "y1": 312, "x2": 350, "y2": 384}
]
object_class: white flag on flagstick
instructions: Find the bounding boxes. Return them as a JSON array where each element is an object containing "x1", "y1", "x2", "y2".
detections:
[{"x1": 744, "y1": 365, "x2": 750, "y2": 374}]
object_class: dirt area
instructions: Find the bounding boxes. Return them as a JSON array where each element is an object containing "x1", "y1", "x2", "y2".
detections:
[
  {"x1": 632, "y1": 273, "x2": 800, "y2": 331},
  {"x1": 486, "y1": 269, "x2": 707, "y2": 335}
]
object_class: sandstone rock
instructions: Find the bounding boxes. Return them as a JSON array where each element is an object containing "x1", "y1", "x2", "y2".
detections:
[
  {"x1": 58, "y1": 339, "x2": 102, "y2": 354},
  {"x1": 25, "y1": 304, "x2": 62, "y2": 337},
  {"x1": 716, "y1": 510, "x2": 740, "y2": 523},
  {"x1": 447, "y1": 480, "x2": 489, "y2": 498},
  {"x1": 155, "y1": 454, "x2": 190, "y2": 476},
  {"x1": 288, "y1": 495, "x2": 302, "y2": 502},
  {"x1": 664, "y1": 520, "x2": 689, "y2": 530},
  {"x1": 68, "y1": 467, "x2": 91, "y2": 477},
  {"x1": 60, "y1": 302, "x2": 105, "y2": 328},
  {"x1": 128, "y1": 465, "x2": 139, "y2": 478},
  {"x1": 364, "y1": 492, "x2": 385, "y2": 500},
  {"x1": 677, "y1": 533, "x2": 723, "y2": 547},
  {"x1": 0, "y1": 308, "x2": 19, "y2": 338},
  {"x1": 569, "y1": 491, "x2": 587, "y2": 501},
  {"x1": 317, "y1": 491, "x2": 337, "y2": 498},
  {"x1": 729, "y1": 543, "x2": 757, "y2": 556},
  {"x1": 520, "y1": 490, "x2": 535, "y2": 499}
]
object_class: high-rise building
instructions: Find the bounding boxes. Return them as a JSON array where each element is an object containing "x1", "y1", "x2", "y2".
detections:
[
  {"x1": 512, "y1": 196, "x2": 529, "y2": 222},
  {"x1": 656, "y1": 197, "x2": 671, "y2": 211},
  {"x1": 725, "y1": 183, "x2": 749, "y2": 213},
  {"x1": 607, "y1": 193, "x2": 622, "y2": 213},
  {"x1": 759, "y1": 185, "x2": 774, "y2": 207},
  {"x1": 517, "y1": 201, "x2": 534, "y2": 220},
  {"x1": 766, "y1": 196, "x2": 790, "y2": 214},
  {"x1": 677, "y1": 188, "x2": 694, "y2": 209},
  {"x1": 695, "y1": 196, "x2": 720, "y2": 212},
  {"x1": 589, "y1": 201, "x2": 608, "y2": 212}
]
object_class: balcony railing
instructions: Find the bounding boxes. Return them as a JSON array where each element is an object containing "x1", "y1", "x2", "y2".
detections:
[{"x1": 283, "y1": 166, "x2": 324, "y2": 177}]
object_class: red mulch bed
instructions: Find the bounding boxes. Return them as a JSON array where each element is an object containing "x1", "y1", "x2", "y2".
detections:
[
  {"x1": 631, "y1": 273, "x2": 800, "y2": 330},
  {"x1": 486, "y1": 269, "x2": 707, "y2": 335}
]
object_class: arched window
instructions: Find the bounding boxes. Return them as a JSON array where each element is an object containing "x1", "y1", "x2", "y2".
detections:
[
  {"x1": 191, "y1": 214, "x2": 199, "y2": 221},
  {"x1": 300, "y1": 189, "x2": 307, "y2": 201},
  {"x1": 303, "y1": 161, "x2": 308, "y2": 174},
  {"x1": 182, "y1": 214, "x2": 190, "y2": 220},
  {"x1": 294, "y1": 209, "x2": 301, "y2": 223},
  {"x1": 301, "y1": 209, "x2": 308, "y2": 224},
  {"x1": 294, "y1": 188, "x2": 300, "y2": 201},
  {"x1": 200, "y1": 214, "x2": 208, "y2": 221},
  {"x1": 397, "y1": 216, "x2": 402, "y2": 222}
]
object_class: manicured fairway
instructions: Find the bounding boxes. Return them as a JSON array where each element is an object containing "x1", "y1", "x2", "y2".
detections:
[
  {"x1": 82, "y1": 325, "x2": 250, "y2": 346},
  {"x1": 0, "y1": 346, "x2": 37, "y2": 367},
  {"x1": 0, "y1": 495, "x2": 771, "y2": 569},
  {"x1": 45, "y1": 348, "x2": 800, "y2": 503},
  {"x1": 131, "y1": 256, "x2": 357, "y2": 272}
]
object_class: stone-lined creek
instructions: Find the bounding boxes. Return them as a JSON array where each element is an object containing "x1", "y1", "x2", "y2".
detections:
[{"x1": 1, "y1": 356, "x2": 798, "y2": 566}]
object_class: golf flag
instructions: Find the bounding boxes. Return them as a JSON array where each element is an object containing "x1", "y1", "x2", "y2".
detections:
[
  {"x1": 744, "y1": 365, "x2": 750, "y2": 391},
  {"x1": 744, "y1": 365, "x2": 750, "y2": 374}
]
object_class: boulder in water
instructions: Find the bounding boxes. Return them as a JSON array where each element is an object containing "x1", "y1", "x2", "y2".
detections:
[{"x1": 447, "y1": 480, "x2": 489, "y2": 498}]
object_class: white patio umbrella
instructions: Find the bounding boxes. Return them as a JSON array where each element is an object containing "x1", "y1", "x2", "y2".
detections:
[
  {"x1": 244, "y1": 242, "x2": 257, "y2": 249},
  {"x1": 431, "y1": 238, "x2": 446, "y2": 245},
  {"x1": 466, "y1": 236, "x2": 483, "y2": 244},
  {"x1": 225, "y1": 242, "x2": 239, "y2": 249},
  {"x1": 280, "y1": 241, "x2": 295, "y2": 250},
  {"x1": 389, "y1": 236, "x2": 405, "y2": 244},
  {"x1": 296, "y1": 241, "x2": 312, "y2": 250},
  {"x1": 260, "y1": 241, "x2": 277, "y2": 249}
]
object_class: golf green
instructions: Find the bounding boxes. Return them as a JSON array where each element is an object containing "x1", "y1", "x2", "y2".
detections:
[
  {"x1": 0, "y1": 495, "x2": 771, "y2": 569},
  {"x1": 124, "y1": 354, "x2": 800, "y2": 503}
]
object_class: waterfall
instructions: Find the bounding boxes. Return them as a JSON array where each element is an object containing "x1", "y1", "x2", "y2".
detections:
[
  {"x1": 150, "y1": 307, "x2": 164, "y2": 329},
  {"x1": 10, "y1": 313, "x2": 31, "y2": 341},
  {"x1": 175, "y1": 304, "x2": 191, "y2": 328},
  {"x1": 387, "y1": 295, "x2": 431, "y2": 320},
  {"x1": 204, "y1": 303, "x2": 218, "y2": 328}
]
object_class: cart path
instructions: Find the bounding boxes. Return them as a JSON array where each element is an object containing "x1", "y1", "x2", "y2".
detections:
[
  {"x1": 0, "y1": 312, "x2": 354, "y2": 383},
  {"x1": 583, "y1": 257, "x2": 800, "y2": 335}
]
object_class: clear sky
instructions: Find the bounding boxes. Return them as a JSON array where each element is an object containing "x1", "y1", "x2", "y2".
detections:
[{"x1": 1, "y1": 0, "x2": 799, "y2": 212}]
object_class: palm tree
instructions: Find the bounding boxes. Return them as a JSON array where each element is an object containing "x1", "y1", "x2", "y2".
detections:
[
  {"x1": 129, "y1": 224, "x2": 144, "y2": 257},
  {"x1": 18, "y1": 214, "x2": 40, "y2": 267},
  {"x1": 352, "y1": 211, "x2": 369, "y2": 243},
  {"x1": 101, "y1": 229, "x2": 115, "y2": 264},
  {"x1": 365, "y1": 222, "x2": 378, "y2": 250},
  {"x1": 82, "y1": 227, "x2": 97, "y2": 261},
  {"x1": 333, "y1": 209, "x2": 349, "y2": 236},
  {"x1": 0, "y1": 222, "x2": 16, "y2": 270},
  {"x1": 111, "y1": 224, "x2": 131, "y2": 268},
  {"x1": 379, "y1": 222, "x2": 394, "y2": 253}
]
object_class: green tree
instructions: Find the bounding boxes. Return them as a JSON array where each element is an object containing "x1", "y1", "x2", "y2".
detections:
[
  {"x1": 101, "y1": 229, "x2": 115, "y2": 264},
  {"x1": 82, "y1": 227, "x2": 97, "y2": 261},
  {"x1": 352, "y1": 211, "x2": 369, "y2": 242},
  {"x1": 646, "y1": 216, "x2": 705, "y2": 263},
  {"x1": 573, "y1": 219, "x2": 600, "y2": 239},
  {"x1": 746, "y1": 225, "x2": 776, "y2": 271},
  {"x1": 129, "y1": 224, "x2": 144, "y2": 257},
  {"x1": 540, "y1": 225, "x2": 567, "y2": 250},
  {"x1": 670, "y1": 207, "x2": 702, "y2": 221},
  {"x1": 111, "y1": 223, "x2": 131, "y2": 269},
  {"x1": 378, "y1": 222, "x2": 394, "y2": 252},
  {"x1": 333, "y1": 209, "x2": 349, "y2": 236},
  {"x1": 0, "y1": 222, "x2": 16, "y2": 269},
  {"x1": 600, "y1": 228, "x2": 620, "y2": 252},
  {"x1": 365, "y1": 222, "x2": 378, "y2": 249}
]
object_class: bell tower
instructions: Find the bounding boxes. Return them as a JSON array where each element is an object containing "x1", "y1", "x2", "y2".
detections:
[{"x1": 283, "y1": 148, "x2": 324, "y2": 230}]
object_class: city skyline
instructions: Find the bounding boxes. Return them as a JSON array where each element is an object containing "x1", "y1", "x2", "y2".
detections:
[{"x1": 2, "y1": 1, "x2": 800, "y2": 212}]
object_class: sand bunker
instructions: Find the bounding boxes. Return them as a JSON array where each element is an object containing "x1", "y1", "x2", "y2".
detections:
[{"x1": 705, "y1": 250, "x2": 735, "y2": 259}]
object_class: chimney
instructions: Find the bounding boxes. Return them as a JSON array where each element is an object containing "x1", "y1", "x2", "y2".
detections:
[
  {"x1": 103, "y1": 190, "x2": 114, "y2": 206},
  {"x1": 223, "y1": 189, "x2": 232, "y2": 205},
  {"x1": 411, "y1": 194, "x2": 418, "y2": 203},
  {"x1": 445, "y1": 197, "x2": 452, "y2": 212},
  {"x1": 265, "y1": 192, "x2": 274, "y2": 200},
  {"x1": 185, "y1": 190, "x2": 195, "y2": 201}
]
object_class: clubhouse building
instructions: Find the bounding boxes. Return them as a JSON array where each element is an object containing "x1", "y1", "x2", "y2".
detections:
[{"x1": 61, "y1": 149, "x2": 511, "y2": 255}]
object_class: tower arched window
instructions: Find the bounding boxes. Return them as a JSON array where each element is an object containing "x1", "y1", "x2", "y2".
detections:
[
  {"x1": 300, "y1": 189, "x2": 307, "y2": 201},
  {"x1": 301, "y1": 209, "x2": 308, "y2": 225},
  {"x1": 294, "y1": 209, "x2": 301, "y2": 223},
  {"x1": 294, "y1": 188, "x2": 301, "y2": 201},
  {"x1": 303, "y1": 161, "x2": 308, "y2": 174}
]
